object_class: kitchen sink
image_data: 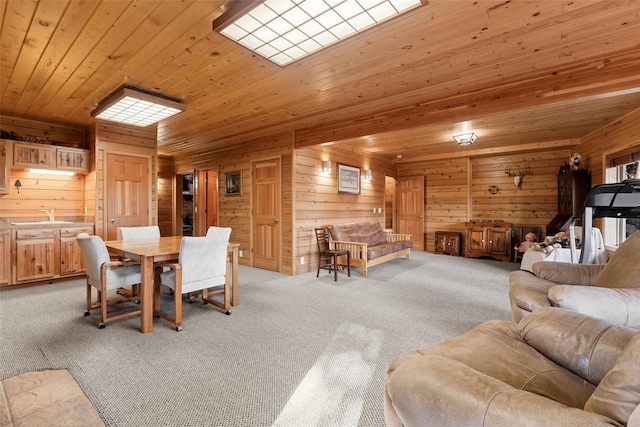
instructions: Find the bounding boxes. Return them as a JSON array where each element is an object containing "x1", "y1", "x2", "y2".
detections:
[{"x1": 11, "y1": 221, "x2": 74, "y2": 225}]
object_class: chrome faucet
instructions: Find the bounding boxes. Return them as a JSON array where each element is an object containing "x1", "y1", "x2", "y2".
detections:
[{"x1": 42, "y1": 209, "x2": 55, "y2": 222}]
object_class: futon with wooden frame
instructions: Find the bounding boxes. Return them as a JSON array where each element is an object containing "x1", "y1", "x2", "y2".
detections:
[{"x1": 329, "y1": 222, "x2": 412, "y2": 277}]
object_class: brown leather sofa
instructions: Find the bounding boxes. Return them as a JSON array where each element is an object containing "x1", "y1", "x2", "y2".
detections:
[
  {"x1": 328, "y1": 222, "x2": 412, "y2": 276},
  {"x1": 509, "y1": 230, "x2": 640, "y2": 327},
  {"x1": 385, "y1": 308, "x2": 640, "y2": 426}
]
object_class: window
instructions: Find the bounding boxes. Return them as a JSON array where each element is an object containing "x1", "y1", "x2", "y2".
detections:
[{"x1": 604, "y1": 148, "x2": 640, "y2": 247}]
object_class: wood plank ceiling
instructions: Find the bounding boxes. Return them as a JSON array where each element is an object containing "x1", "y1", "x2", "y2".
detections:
[{"x1": 1, "y1": 0, "x2": 640, "y2": 162}]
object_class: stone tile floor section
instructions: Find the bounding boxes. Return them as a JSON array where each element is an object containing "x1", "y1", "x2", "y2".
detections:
[{"x1": 0, "y1": 370, "x2": 105, "y2": 427}]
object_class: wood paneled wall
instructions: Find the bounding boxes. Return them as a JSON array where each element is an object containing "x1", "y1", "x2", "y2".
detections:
[
  {"x1": 470, "y1": 149, "x2": 571, "y2": 226},
  {"x1": 400, "y1": 158, "x2": 469, "y2": 252},
  {"x1": 399, "y1": 149, "x2": 574, "y2": 252},
  {"x1": 0, "y1": 169, "x2": 86, "y2": 221},
  {"x1": 173, "y1": 134, "x2": 294, "y2": 272},
  {"x1": 0, "y1": 117, "x2": 88, "y2": 221},
  {"x1": 157, "y1": 155, "x2": 174, "y2": 237},
  {"x1": 578, "y1": 107, "x2": 640, "y2": 233},
  {"x1": 87, "y1": 123, "x2": 157, "y2": 238},
  {"x1": 294, "y1": 144, "x2": 396, "y2": 274},
  {"x1": 0, "y1": 116, "x2": 85, "y2": 148},
  {"x1": 579, "y1": 107, "x2": 640, "y2": 186}
]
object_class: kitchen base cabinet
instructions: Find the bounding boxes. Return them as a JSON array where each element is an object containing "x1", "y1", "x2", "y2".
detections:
[
  {"x1": 60, "y1": 227, "x2": 90, "y2": 275},
  {"x1": 0, "y1": 231, "x2": 10, "y2": 286},
  {"x1": 14, "y1": 229, "x2": 56, "y2": 283},
  {"x1": 464, "y1": 221, "x2": 512, "y2": 262},
  {"x1": 10, "y1": 225, "x2": 93, "y2": 285}
]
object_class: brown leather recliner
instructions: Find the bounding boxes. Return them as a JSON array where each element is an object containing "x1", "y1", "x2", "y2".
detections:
[
  {"x1": 509, "y1": 230, "x2": 640, "y2": 327},
  {"x1": 385, "y1": 308, "x2": 640, "y2": 426}
]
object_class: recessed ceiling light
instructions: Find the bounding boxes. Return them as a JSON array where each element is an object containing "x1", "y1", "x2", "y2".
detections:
[{"x1": 453, "y1": 133, "x2": 477, "y2": 146}]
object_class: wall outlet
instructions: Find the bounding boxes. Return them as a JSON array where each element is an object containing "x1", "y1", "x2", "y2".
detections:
[
  {"x1": 300, "y1": 256, "x2": 305, "y2": 265},
  {"x1": 373, "y1": 207, "x2": 376, "y2": 213},
  {"x1": 239, "y1": 250, "x2": 243, "y2": 257},
  {"x1": 84, "y1": 206, "x2": 88, "y2": 214},
  {"x1": 377, "y1": 207, "x2": 382, "y2": 213}
]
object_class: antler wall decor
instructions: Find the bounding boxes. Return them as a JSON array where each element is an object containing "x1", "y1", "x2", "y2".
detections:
[{"x1": 505, "y1": 165, "x2": 533, "y2": 188}]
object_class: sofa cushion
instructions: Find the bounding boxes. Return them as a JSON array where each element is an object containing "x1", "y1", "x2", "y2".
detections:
[
  {"x1": 367, "y1": 240, "x2": 412, "y2": 260},
  {"x1": 594, "y1": 230, "x2": 640, "y2": 289},
  {"x1": 508, "y1": 271, "x2": 557, "y2": 312},
  {"x1": 532, "y1": 262, "x2": 604, "y2": 286},
  {"x1": 413, "y1": 319, "x2": 596, "y2": 408},
  {"x1": 519, "y1": 308, "x2": 636, "y2": 385},
  {"x1": 584, "y1": 332, "x2": 640, "y2": 424},
  {"x1": 549, "y1": 285, "x2": 640, "y2": 328},
  {"x1": 329, "y1": 222, "x2": 388, "y2": 246}
]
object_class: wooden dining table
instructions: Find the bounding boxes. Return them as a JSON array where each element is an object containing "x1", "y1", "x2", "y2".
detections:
[{"x1": 104, "y1": 235, "x2": 240, "y2": 333}]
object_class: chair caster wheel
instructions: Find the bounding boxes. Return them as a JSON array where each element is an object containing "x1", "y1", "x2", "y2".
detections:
[
  {"x1": 175, "y1": 326, "x2": 183, "y2": 332},
  {"x1": 225, "y1": 311, "x2": 231, "y2": 315},
  {"x1": 98, "y1": 323, "x2": 106, "y2": 329},
  {"x1": 135, "y1": 299, "x2": 140, "y2": 304},
  {"x1": 84, "y1": 311, "x2": 90, "y2": 317},
  {"x1": 203, "y1": 301, "x2": 208, "y2": 305}
]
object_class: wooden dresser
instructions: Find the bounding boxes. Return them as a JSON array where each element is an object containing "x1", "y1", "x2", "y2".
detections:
[
  {"x1": 435, "y1": 231, "x2": 461, "y2": 256},
  {"x1": 464, "y1": 221, "x2": 512, "y2": 262}
]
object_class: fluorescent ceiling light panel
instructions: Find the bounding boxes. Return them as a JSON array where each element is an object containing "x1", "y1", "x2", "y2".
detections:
[
  {"x1": 91, "y1": 87, "x2": 183, "y2": 127},
  {"x1": 215, "y1": 0, "x2": 423, "y2": 66}
]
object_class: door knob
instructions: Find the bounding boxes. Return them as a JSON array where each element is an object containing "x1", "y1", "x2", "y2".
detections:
[
  {"x1": 273, "y1": 219, "x2": 279, "y2": 224},
  {"x1": 110, "y1": 218, "x2": 117, "y2": 224}
]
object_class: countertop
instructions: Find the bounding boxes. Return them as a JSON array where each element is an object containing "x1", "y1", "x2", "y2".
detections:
[{"x1": 0, "y1": 222, "x2": 94, "y2": 230}]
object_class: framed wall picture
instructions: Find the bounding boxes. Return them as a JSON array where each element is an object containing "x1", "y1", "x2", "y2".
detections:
[
  {"x1": 337, "y1": 163, "x2": 360, "y2": 194},
  {"x1": 225, "y1": 171, "x2": 242, "y2": 195}
]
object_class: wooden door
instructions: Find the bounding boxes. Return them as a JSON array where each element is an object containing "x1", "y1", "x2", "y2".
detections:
[
  {"x1": 252, "y1": 158, "x2": 281, "y2": 271},
  {"x1": 206, "y1": 170, "x2": 218, "y2": 228},
  {"x1": 194, "y1": 169, "x2": 218, "y2": 236},
  {"x1": 106, "y1": 154, "x2": 149, "y2": 240},
  {"x1": 396, "y1": 176, "x2": 425, "y2": 250}
]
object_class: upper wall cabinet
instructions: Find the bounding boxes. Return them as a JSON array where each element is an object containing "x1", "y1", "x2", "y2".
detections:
[
  {"x1": 11, "y1": 141, "x2": 89, "y2": 174},
  {"x1": 12, "y1": 141, "x2": 53, "y2": 168},
  {"x1": 55, "y1": 147, "x2": 89, "y2": 172}
]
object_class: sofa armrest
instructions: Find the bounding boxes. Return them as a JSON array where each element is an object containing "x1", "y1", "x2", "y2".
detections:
[
  {"x1": 385, "y1": 354, "x2": 618, "y2": 427},
  {"x1": 331, "y1": 240, "x2": 367, "y2": 260},
  {"x1": 549, "y1": 286, "x2": 640, "y2": 328},
  {"x1": 533, "y1": 262, "x2": 605, "y2": 286},
  {"x1": 384, "y1": 233, "x2": 411, "y2": 243},
  {"x1": 519, "y1": 308, "x2": 636, "y2": 384}
]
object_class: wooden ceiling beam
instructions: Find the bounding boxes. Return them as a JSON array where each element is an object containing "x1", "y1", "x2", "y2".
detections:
[
  {"x1": 393, "y1": 139, "x2": 580, "y2": 163},
  {"x1": 294, "y1": 50, "x2": 640, "y2": 148}
]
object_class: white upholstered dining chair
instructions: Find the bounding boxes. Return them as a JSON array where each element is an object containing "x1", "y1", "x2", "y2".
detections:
[
  {"x1": 117, "y1": 225, "x2": 160, "y2": 240},
  {"x1": 154, "y1": 228, "x2": 232, "y2": 331},
  {"x1": 116, "y1": 225, "x2": 161, "y2": 295},
  {"x1": 206, "y1": 226, "x2": 232, "y2": 238},
  {"x1": 76, "y1": 233, "x2": 142, "y2": 328}
]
